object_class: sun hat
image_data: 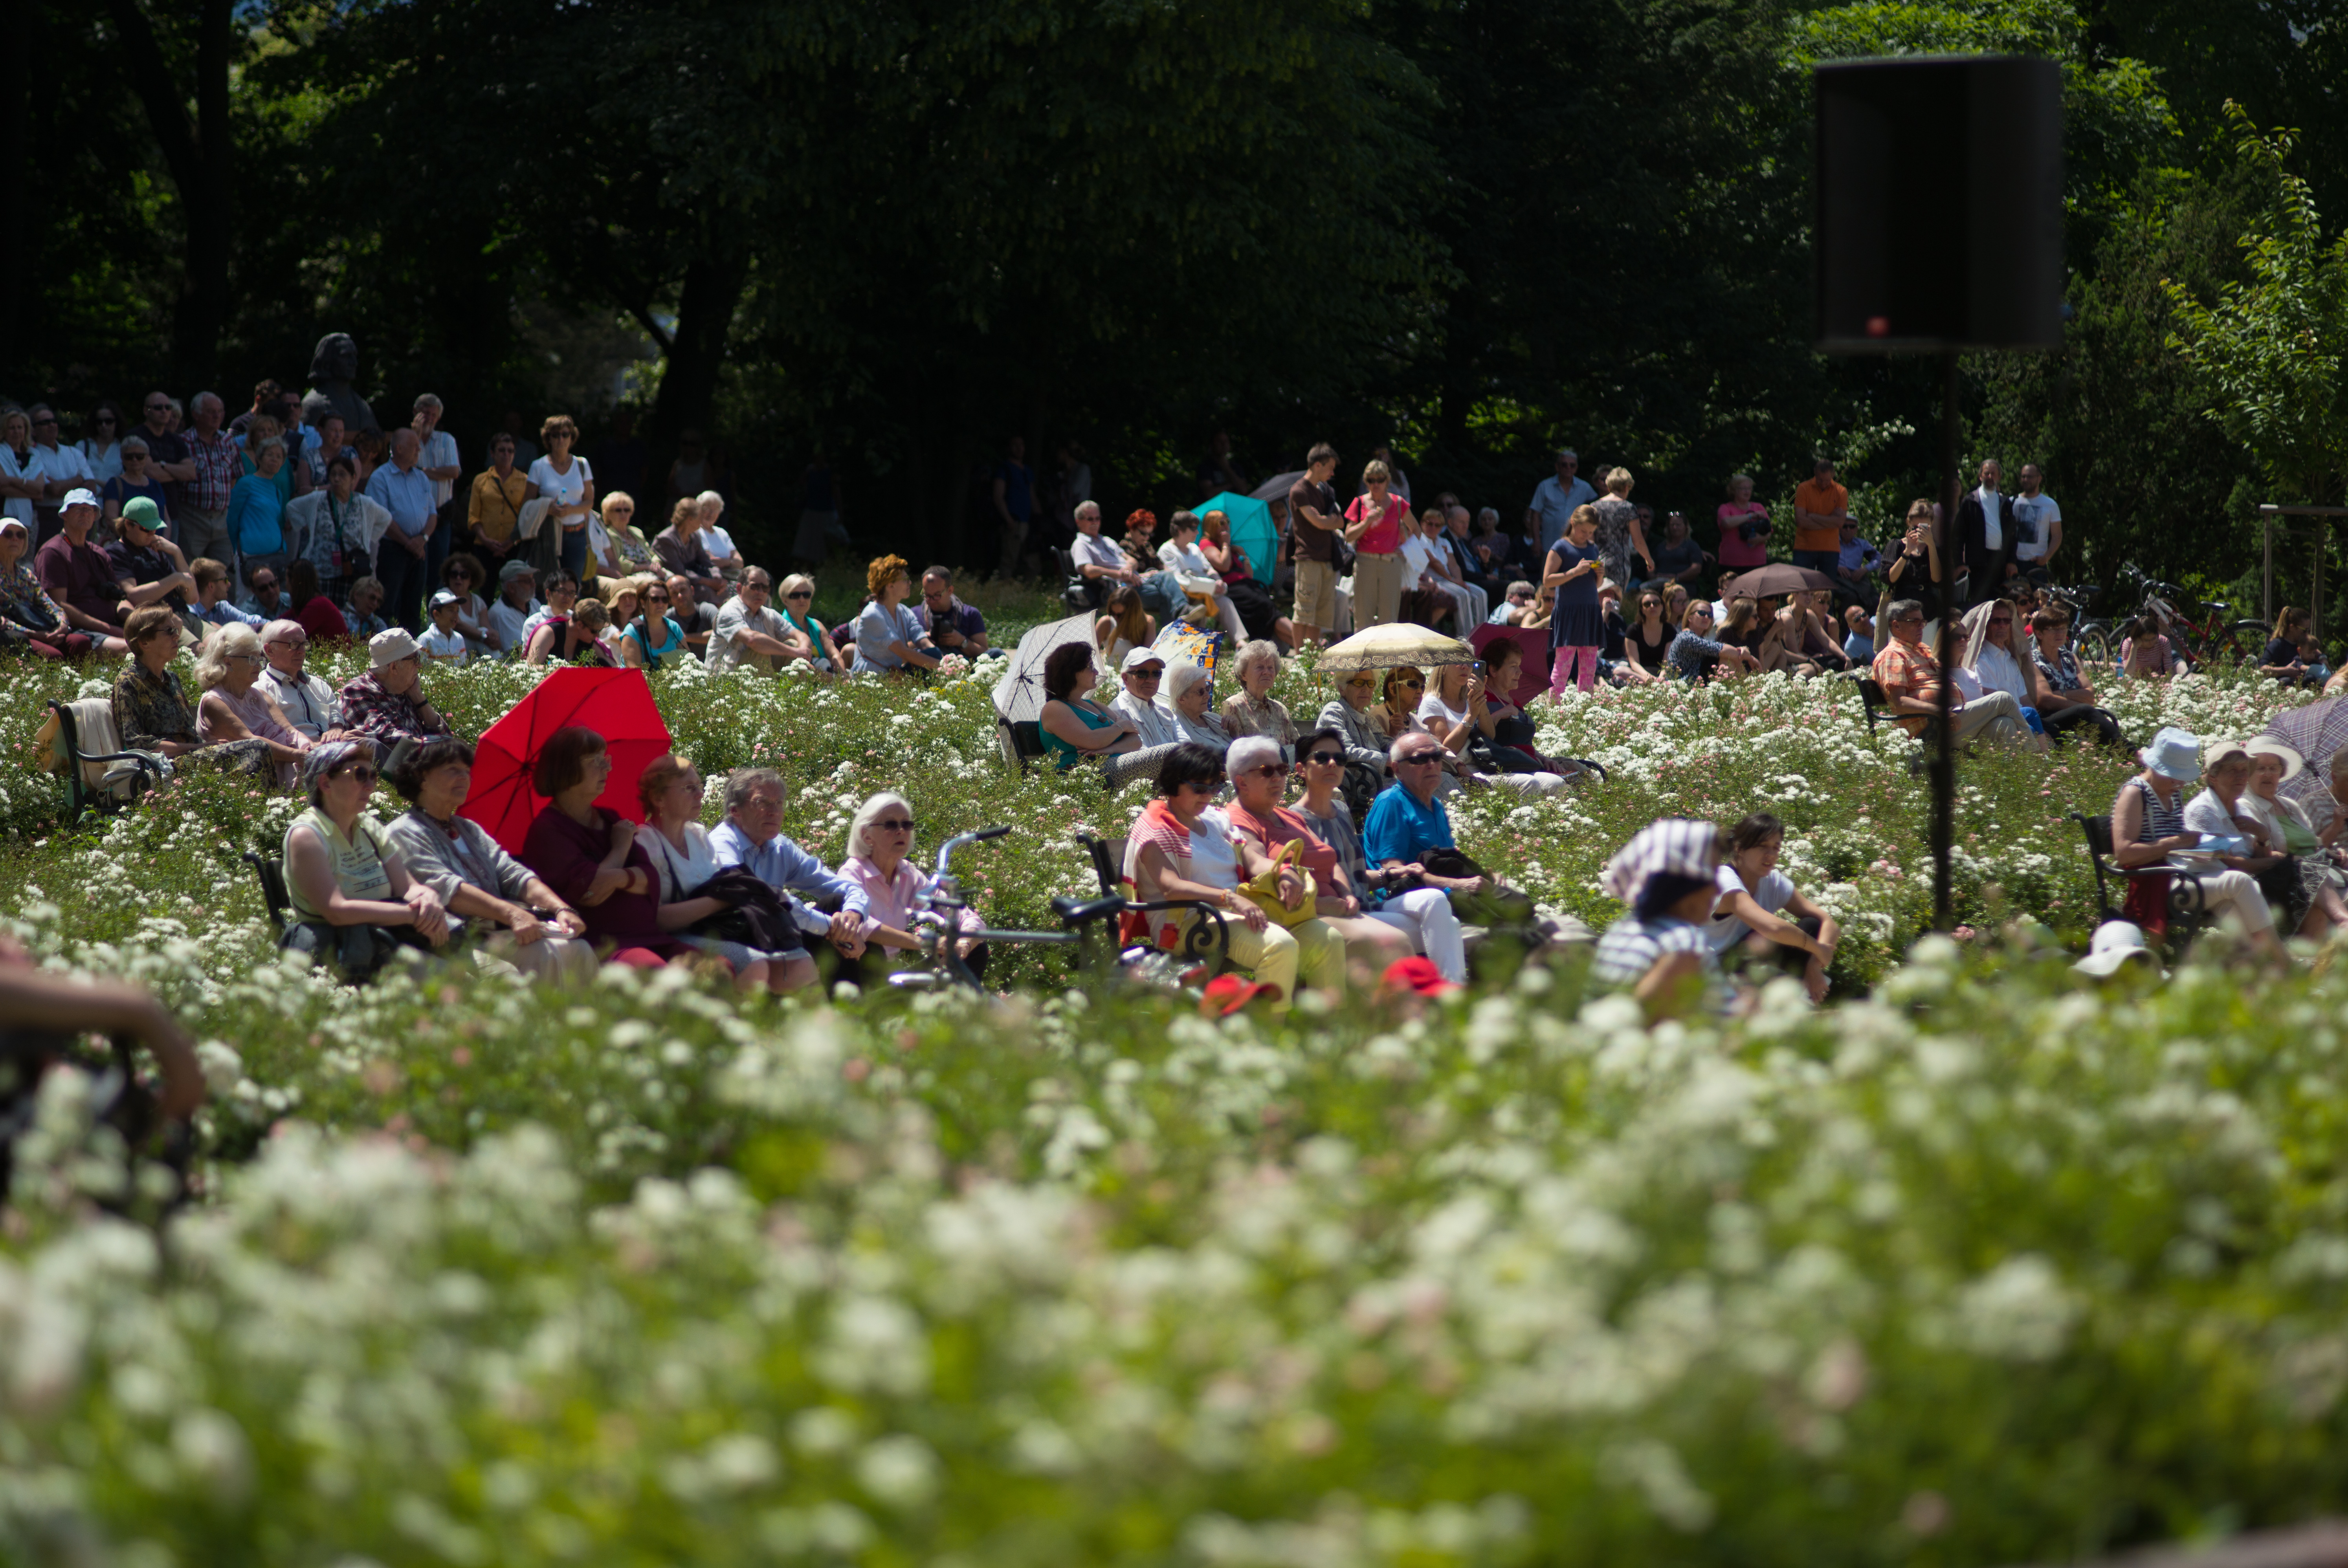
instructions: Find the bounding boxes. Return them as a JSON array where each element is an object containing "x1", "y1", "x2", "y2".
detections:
[
  {"x1": 2245, "y1": 736, "x2": 2306, "y2": 781},
  {"x1": 61, "y1": 487, "x2": 99, "y2": 510},
  {"x1": 368, "y1": 627, "x2": 421, "y2": 668},
  {"x1": 1121, "y1": 645, "x2": 1167, "y2": 673},
  {"x1": 2200, "y1": 736, "x2": 2253, "y2": 772},
  {"x1": 302, "y1": 739, "x2": 371, "y2": 790},
  {"x1": 498, "y1": 560, "x2": 537, "y2": 585},
  {"x1": 0, "y1": 517, "x2": 26, "y2": 538},
  {"x1": 1379, "y1": 956, "x2": 1459, "y2": 998},
  {"x1": 2074, "y1": 920, "x2": 2156, "y2": 978},
  {"x1": 1199, "y1": 974, "x2": 1282, "y2": 1017},
  {"x1": 119, "y1": 496, "x2": 161, "y2": 530},
  {"x1": 2137, "y1": 726, "x2": 2201, "y2": 781}
]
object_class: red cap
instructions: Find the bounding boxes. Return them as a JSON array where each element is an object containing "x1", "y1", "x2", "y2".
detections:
[
  {"x1": 1200, "y1": 973, "x2": 1283, "y2": 1016},
  {"x1": 1380, "y1": 956, "x2": 1458, "y2": 997}
]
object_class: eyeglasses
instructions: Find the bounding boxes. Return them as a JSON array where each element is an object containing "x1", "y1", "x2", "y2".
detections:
[
  {"x1": 1176, "y1": 780, "x2": 1224, "y2": 795},
  {"x1": 227, "y1": 651, "x2": 266, "y2": 665},
  {"x1": 32, "y1": 416, "x2": 57, "y2": 427},
  {"x1": 144, "y1": 401, "x2": 170, "y2": 412},
  {"x1": 252, "y1": 579, "x2": 278, "y2": 592},
  {"x1": 1988, "y1": 616, "x2": 2013, "y2": 627},
  {"x1": 784, "y1": 590, "x2": 811, "y2": 600},
  {"x1": 870, "y1": 817, "x2": 916, "y2": 832},
  {"x1": 122, "y1": 451, "x2": 146, "y2": 461},
  {"x1": 448, "y1": 570, "x2": 472, "y2": 581},
  {"x1": 1305, "y1": 751, "x2": 1344, "y2": 766},
  {"x1": 94, "y1": 414, "x2": 117, "y2": 426},
  {"x1": 1396, "y1": 677, "x2": 1423, "y2": 688},
  {"x1": 1245, "y1": 763, "x2": 1290, "y2": 778},
  {"x1": 644, "y1": 593, "x2": 670, "y2": 603},
  {"x1": 331, "y1": 765, "x2": 378, "y2": 784}
]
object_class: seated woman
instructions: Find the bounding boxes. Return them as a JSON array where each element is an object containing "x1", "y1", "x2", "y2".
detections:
[
  {"x1": 850, "y1": 553, "x2": 941, "y2": 675},
  {"x1": 598, "y1": 574, "x2": 643, "y2": 638},
  {"x1": 591, "y1": 491, "x2": 660, "y2": 581},
  {"x1": 1123, "y1": 742, "x2": 1346, "y2": 1009},
  {"x1": 526, "y1": 587, "x2": 618, "y2": 665},
  {"x1": 836, "y1": 789, "x2": 987, "y2": 984},
  {"x1": 1706, "y1": 811, "x2": 1841, "y2": 1005},
  {"x1": 282, "y1": 739, "x2": 451, "y2": 977},
  {"x1": 1668, "y1": 601, "x2": 1756, "y2": 683},
  {"x1": 637, "y1": 752, "x2": 815, "y2": 993},
  {"x1": 1317, "y1": 666, "x2": 1400, "y2": 817},
  {"x1": 1955, "y1": 599, "x2": 2052, "y2": 752},
  {"x1": 1591, "y1": 818, "x2": 1730, "y2": 1022},
  {"x1": 113, "y1": 606, "x2": 279, "y2": 779},
  {"x1": 1479, "y1": 640, "x2": 1582, "y2": 783},
  {"x1": 519, "y1": 725, "x2": 689, "y2": 968},
  {"x1": 285, "y1": 559, "x2": 352, "y2": 644},
  {"x1": 1037, "y1": 640, "x2": 1172, "y2": 789},
  {"x1": 1286, "y1": 726, "x2": 1466, "y2": 982},
  {"x1": 2260, "y1": 607, "x2": 2317, "y2": 686},
  {"x1": 1418, "y1": 658, "x2": 1565, "y2": 796},
  {"x1": 1618, "y1": 588, "x2": 1673, "y2": 685},
  {"x1": 1157, "y1": 659, "x2": 1231, "y2": 750},
  {"x1": 775, "y1": 573, "x2": 845, "y2": 674},
  {"x1": 2242, "y1": 738, "x2": 2348, "y2": 938},
  {"x1": 2119, "y1": 616, "x2": 2185, "y2": 678},
  {"x1": 1199, "y1": 510, "x2": 1291, "y2": 647},
  {"x1": 1093, "y1": 583, "x2": 1155, "y2": 678},
  {"x1": 2186, "y1": 736, "x2": 2302, "y2": 941},
  {"x1": 441, "y1": 553, "x2": 495, "y2": 656},
  {"x1": 1787, "y1": 591, "x2": 1851, "y2": 672},
  {"x1": 194, "y1": 622, "x2": 312, "y2": 787},
  {"x1": 1222, "y1": 735, "x2": 1416, "y2": 981},
  {"x1": 1157, "y1": 513, "x2": 1246, "y2": 642},
  {"x1": 0, "y1": 514, "x2": 109, "y2": 657},
  {"x1": 383, "y1": 736, "x2": 598, "y2": 984},
  {"x1": 2113, "y1": 727, "x2": 2282, "y2": 961},
  {"x1": 620, "y1": 575, "x2": 690, "y2": 670},
  {"x1": 1219, "y1": 638, "x2": 1296, "y2": 749}
]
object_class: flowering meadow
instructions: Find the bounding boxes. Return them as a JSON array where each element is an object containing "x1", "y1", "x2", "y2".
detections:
[{"x1": 2, "y1": 645, "x2": 2339, "y2": 1566}]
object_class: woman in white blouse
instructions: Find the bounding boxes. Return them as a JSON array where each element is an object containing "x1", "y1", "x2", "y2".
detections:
[
  {"x1": 524, "y1": 413, "x2": 596, "y2": 584},
  {"x1": 1956, "y1": 599, "x2": 2052, "y2": 754},
  {"x1": 638, "y1": 753, "x2": 816, "y2": 993},
  {"x1": 1156, "y1": 512, "x2": 1245, "y2": 640}
]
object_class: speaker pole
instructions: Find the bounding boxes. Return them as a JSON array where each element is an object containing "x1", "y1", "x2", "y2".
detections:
[{"x1": 1932, "y1": 349, "x2": 1958, "y2": 931}]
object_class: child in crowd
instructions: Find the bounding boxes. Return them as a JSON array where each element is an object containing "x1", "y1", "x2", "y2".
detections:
[{"x1": 418, "y1": 590, "x2": 471, "y2": 667}]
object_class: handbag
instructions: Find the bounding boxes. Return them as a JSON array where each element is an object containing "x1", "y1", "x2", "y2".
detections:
[
  {"x1": 664, "y1": 852, "x2": 810, "y2": 954},
  {"x1": 1236, "y1": 838, "x2": 1319, "y2": 929}
]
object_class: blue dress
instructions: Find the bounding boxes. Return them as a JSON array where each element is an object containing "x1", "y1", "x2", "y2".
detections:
[{"x1": 1545, "y1": 540, "x2": 1605, "y2": 647}]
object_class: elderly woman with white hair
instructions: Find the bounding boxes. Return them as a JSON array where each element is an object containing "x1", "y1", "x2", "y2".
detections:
[
  {"x1": 194, "y1": 620, "x2": 312, "y2": 787},
  {"x1": 836, "y1": 790, "x2": 988, "y2": 984},
  {"x1": 1219, "y1": 639, "x2": 1296, "y2": 749},
  {"x1": 1157, "y1": 659, "x2": 1231, "y2": 750},
  {"x1": 773, "y1": 572, "x2": 844, "y2": 673},
  {"x1": 282, "y1": 738, "x2": 451, "y2": 978},
  {"x1": 695, "y1": 489, "x2": 743, "y2": 579}
]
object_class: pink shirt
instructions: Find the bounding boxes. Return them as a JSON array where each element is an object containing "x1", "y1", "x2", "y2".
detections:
[
  {"x1": 844, "y1": 855, "x2": 983, "y2": 940},
  {"x1": 1346, "y1": 493, "x2": 1410, "y2": 555},
  {"x1": 1716, "y1": 502, "x2": 1770, "y2": 569}
]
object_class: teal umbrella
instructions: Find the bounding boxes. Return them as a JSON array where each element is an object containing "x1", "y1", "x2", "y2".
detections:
[{"x1": 1196, "y1": 491, "x2": 1277, "y2": 581}]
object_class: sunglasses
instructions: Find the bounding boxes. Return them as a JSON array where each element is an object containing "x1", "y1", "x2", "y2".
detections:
[
  {"x1": 252, "y1": 579, "x2": 279, "y2": 592},
  {"x1": 94, "y1": 414, "x2": 118, "y2": 425},
  {"x1": 1395, "y1": 753, "x2": 1443, "y2": 767},
  {"x1": 332, "y1": 765, "x2": 378, "y2": 784},
  {"x1": 1245, "y1": 763, "x2": 1290, "y2": 778},
  {"x1": 145, "y1": 401, "x2": 169, "y2": 411},
  {"x1": 784, "y1": 590, "x2": 811, "y2": 600},
  {"x1": 870, "y1": 817, "x2": 916, "y2": 832},
  {"x1": 1989, "y1": 616, "x2": 2013, "y2": 627},
  {"x1": 645, "y1": 593, "x2": 670, "y2": 603},
  {"x1": 1128, "y1": 669, "x2": 1164, "y2": 681},
  {"x1": 1305, "y1": 751, "x2": 1344, "y2": 766}
]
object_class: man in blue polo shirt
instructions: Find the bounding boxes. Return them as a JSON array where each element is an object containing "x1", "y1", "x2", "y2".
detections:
[
  {"x1": 1526, "y1": 448, "x2": 1597, "y2": 559},
  {"x1": 1363, "y1": 733, "x2": 1462, "y2": 869},
  {"x1": 365, "y1": 427, "x2": 438, "y2": 632}
]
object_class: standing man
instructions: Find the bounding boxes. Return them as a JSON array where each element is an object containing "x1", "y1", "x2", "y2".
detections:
[
  {"x1": 1791, "y1": 458, "x2": 1850, "y2": 578},
  {"x1": 1954, "y1": 458, "x2": 2014, "y2": 607},
  {"x1": 412, "y1": 395, "x2": 462, "y2": 595},
  {"x1": 366, "y1": 427, "x2": 438, "y2": 632},
  {"x1": 992, "y1": 435, "x2": 1034, "y2": 581},
  {"x1": 25, "y1": 405, "x2": 95, "y2": 544},
  {"x1": 1444, "y1": 504, "x2": 1504, "y2": 607},
  {"x1": 2012, "y1": 462, "x2": 2062, "y2": 583},
  {"x1": 919, "y1": 566, "x2": 990, "y2": 656},
  {"x1": 172, "y1": 393, "x2": 239, "y2": 575},
  {"x1": 1526, "y1": 448, "x2": 1596, "y2": 559},
  {"x1": 1288, "y1": 443, "x2": 1343, "y2": 648}
]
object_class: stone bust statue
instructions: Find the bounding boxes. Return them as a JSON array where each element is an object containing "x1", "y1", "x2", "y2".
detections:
[{"x1": 303, "y1": 332, "x2": 377, "y2": 434}]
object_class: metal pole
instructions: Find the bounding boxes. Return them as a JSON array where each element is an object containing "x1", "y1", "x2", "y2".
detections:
[
  {"x1": 1932, "y1": 350, "x2": 1958, "y2": 932},
  {"x1": 2264, "y1": 513, "x2": 2274, "y2": 628}
]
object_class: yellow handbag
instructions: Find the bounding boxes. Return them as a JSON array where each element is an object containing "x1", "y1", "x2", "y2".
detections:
[{"x1": 1237, "y1": 837, "x2": 1319, "y2": 928}]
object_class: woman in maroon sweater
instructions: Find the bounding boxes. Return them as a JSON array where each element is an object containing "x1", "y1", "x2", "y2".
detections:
[{"x1": 519, "y1": 726, "x2": 686, "y2": 968}]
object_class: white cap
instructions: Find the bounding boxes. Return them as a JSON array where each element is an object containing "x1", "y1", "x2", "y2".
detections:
[
  {"x1": 2074, "y1": 920, "x2": 2155, "y2": 977},
  {"x1": 1121, "y1": 645, "x2": 1167, "y2": 673},
  {"x1": 61, "y1": 487, "x2": 100, "y2": 511}
]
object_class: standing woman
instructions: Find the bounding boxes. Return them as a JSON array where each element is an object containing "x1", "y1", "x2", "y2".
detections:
[
  {"x1": 837, "y1": 790, "x2": 988, "y2": 983},
  {"x1": 0, "y1": 408, "x2": 41, "y2": 533},
  {"x1": 76, "y1": 400, "x2": 126, "y2": 485},
  {"x1": 638, "y1": 753, "x2": 814, "y2": 993},
  {"x1": 227, "y1": 437, "x2": 292, "y2": 590},
  {"x1": 525, "y1": 414, "x2": 596, "y2": 584},
  {"x1": 1715, "y1": 473, "x2": 1770, "y2": 577},
  {"x1": 1341, "y1": 459, "x2": 1411, "y2": 629},
  {"x1": 1590, "y1": 467, "x2": 1650, "y2": 590},
  {"x1": 519, "y1": 726, "x2": 686, "y2": 969},
  {"x1": 1542, "y1": 504, "x2": 1606, "y2": 696}
]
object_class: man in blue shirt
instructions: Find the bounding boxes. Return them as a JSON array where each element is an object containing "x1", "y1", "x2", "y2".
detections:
[
  {"x1": 1526, "y1": 449, "x2": 1596, "y2": 558},
  {"x1": 708, "y1": 767, "x2": 870, "y2": 958},
  {"x1": 1363, "y1": 735, "x2": 1460, "y2": 868},
  {"x1": 365, "y1": 427, "x2": 438, "y2": 632}
]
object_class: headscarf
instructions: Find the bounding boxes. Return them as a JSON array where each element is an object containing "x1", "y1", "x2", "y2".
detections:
[
  {"x1": 1602, "y1": 819, "x2": 1721, "y2": 916},
  {"x1": 303, "y1": 739, "x2": 371, "y2": 796}
]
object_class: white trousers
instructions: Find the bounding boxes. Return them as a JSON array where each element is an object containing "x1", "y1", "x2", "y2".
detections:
[{"x1": 1367, "y1": 887, "x2": 1466, "y2": 982}]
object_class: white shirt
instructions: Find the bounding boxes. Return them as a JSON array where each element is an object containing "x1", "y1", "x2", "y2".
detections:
[
  {"x1": 33, "y1": 442, "x2": 94, "y2": 492},
  {"x1": 419, "y1": 429, "x2": 460, "y2": 507},
  {"x1": 0, "y1": 446, "x2": 34, "y2": 526},
  {"x1": 1158, "y1": 539, "x2": 1216, "y2": 581},
  {"x1": 418, "y1": 625, "x2": 471, "y2": 666},
  {"x1": 261, "y1": 665, "x2": 338, "y2": 739},
  {"x1": 487, "y1": 595, "x2": 541, "y2": 656},
  {"x1": 702, "y1": 525, "x2": 739, "y2": 564},
  {"x1": 2182, "y1": 789, "x2": 2256, "y2": 854},
  {"x1": 1968, "y1": 642, "x2": 2033, "y2": 708},
  {"x1": 1704, "y1": 864, "x2": 1797, "y2": 952},
  {"x1": 1112, "y1": 688, "x2": 1182, "y2": 747},
  {"x1": 526, "y1": 455, "x2": 593, "y2": 527},
  {"x1": 645, "y1": 821, "x2": 723, "y2": 902},
  {"x1": 710, "y1": 596, "x2": 790, "y2": 673},
  {"x1": 75, "y1": 440, "x2": 123, "y2": 486},
  {"x1": 2012, "y1": 493, "x2": 2060, "y2": 562},
  {"x1": 1072, "y1": 531, "x2": 1125, "y2": 573},
  {"x1": 1416, "y1": 690, "x2": 1469, "y2": 731},
  {"x1": 1187, "y1": 807, "x2": 1242, "y2": 891},
  {"x1": 1976, "y1": 485, "x2": 2003, "y2": 553}
]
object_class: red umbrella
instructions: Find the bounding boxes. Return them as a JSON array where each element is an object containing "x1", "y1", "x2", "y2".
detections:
[{"x1": 460, "y1": 667, "x2": 673, "y2": 854}]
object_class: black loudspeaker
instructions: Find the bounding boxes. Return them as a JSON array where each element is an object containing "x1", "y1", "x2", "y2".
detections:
[{"x1": 1814, "y1": 55, "x2": 2063, "y2": 351}]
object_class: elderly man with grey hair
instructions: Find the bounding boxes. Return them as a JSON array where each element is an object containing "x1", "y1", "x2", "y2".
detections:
[
  {"x1": 708, "y1": 766, "x2": 871, "y2": 956},
  {"x1": 412, "y1": 393, "x2": 462, "y2": 589},
  {"x1": 367, "y1": 425, "x2": 438, "y2": 631},
  {"x1": 176, "y1": 391, "x2": 241, "y2": 569}
]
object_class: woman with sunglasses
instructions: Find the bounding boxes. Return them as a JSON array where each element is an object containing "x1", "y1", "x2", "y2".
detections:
[
  {"x1": 282, "y1": 739, "x2": 451, "y2": 978},
  {"x1": 1224, "y1": 736, "x2": 1416, "y2": 981},
  {"x1": 101, "y1": 438, "x2": 172, "y2": 539},
  {"x1": 1954, "y1": 599, "x2": 2053, "y2": 753},
  {"x1": 440, "y1": 553, "x2": 494, "y2": 656},
  {"x1": 194, "y1": 621, "x2": 312, "y2": 787},
  {"x1": 620, "y1": 573, "x2": 689, "y2": 671},
  {"x1": 1286, "y1": 728, "x2": 1468, "y2": 982},
  {"x1": 774, "y1": 573, "x2": 843, "y2": 673},
  {"x1": 836, "y1": 790, "x2": 988, "y2": 984},
  {"x1": 1668, "y1": 600, "x2": 1756, "y2": 683},
  {"x1": 76, "y1": 400, "x2": 126, "y2": 485}
]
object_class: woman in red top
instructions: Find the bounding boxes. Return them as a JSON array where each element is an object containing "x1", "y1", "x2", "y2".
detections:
[
  {"x1": 286, "y1": 559, "x2": 351, "y2": 643},
  {"x1": 519, "y1": 726, "x2": 687, "y2": 968},
  {"x1": 1221, "y1": 734, "x2": 1412, "y2": 979},
  {"x1": 1343, "y1": 459, "x2": 1411, "y2": 629},
  {"x1": 1716, "y1": 473, "x2": 1771, "y2": 573}
]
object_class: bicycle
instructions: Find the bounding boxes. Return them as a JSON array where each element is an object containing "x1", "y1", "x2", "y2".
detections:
[
  {"x1": 2078, "y1": 566, "x2": 2266, "y2": 673},
  {"x1": 888, "y1": 826, "x2": 1229, "y2": 994}
]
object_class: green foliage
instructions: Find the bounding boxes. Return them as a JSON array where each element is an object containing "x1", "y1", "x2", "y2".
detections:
[{"x1": 2163, "y1": 104, "x2": 2348, "y2": 507}]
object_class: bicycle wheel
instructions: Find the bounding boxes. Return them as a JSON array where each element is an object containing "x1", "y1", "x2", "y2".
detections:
[{"x1": 2074, "y1": 624, "x2": 2114, "y2": 667}]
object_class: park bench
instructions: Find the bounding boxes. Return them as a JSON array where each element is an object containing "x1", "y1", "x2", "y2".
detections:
[
  {"x1": 40, "y1": 698, "x2": 165, "y2": 828},
  {"x1": 2072, "y1": 811, "x2": 2209, "y2": 956}
]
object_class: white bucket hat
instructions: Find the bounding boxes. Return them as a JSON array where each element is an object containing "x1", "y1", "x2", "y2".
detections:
[{"x1": 2075, "y1": 920, "x2": 2157, "y2": 978}]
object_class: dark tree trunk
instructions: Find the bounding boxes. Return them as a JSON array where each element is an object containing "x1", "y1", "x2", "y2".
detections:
[
  {"x1": 648, "y1": 245, "x2": 749, "y2": 447},
  {"x1": 0, "y1": 5, "x2": 29, "y2": 372},
  {"x1": 105, "y1": 0, "x2": 235, "y2": 383}
]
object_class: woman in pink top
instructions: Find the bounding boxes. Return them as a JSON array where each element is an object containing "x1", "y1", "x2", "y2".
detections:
[
  {"x1": 1344, "y1": 458, "x2": 1412, "y2": 628},
  {"x1": 194, "y1": 621, "x2": 312, "y2": 787},
  {"x1": 1715, "y1": 472, "x2": 1772, "y2": 572},
  {"x1": 838, "y1": 791, "x2": 987, "y2": 984}
]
